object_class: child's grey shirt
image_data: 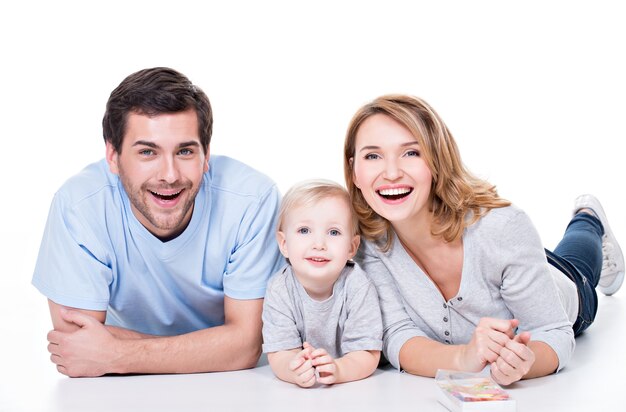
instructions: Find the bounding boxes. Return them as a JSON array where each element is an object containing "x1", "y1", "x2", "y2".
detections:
[
  {"x1": 262, "y1": 263, "x2": 383, "y2": 358},
  {"x1": 356, "y1": 205, "x2": 576, "y2": 372}
]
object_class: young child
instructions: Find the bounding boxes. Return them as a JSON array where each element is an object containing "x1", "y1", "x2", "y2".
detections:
[{"x1": 262, "y1": 180, "x2": 383, "y2": 388}]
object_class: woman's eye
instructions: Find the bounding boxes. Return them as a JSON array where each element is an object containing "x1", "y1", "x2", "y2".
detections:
[
  {"x1": 329, "y1": 229, "x2": 341, "y2": 236},
  {"x1": 364, "y1": 153, "x2": 380, "y2": 160},
  {"x1": 297, "y1": 227, "x2": 310, "y2": 234},
  {"x1": 405, "y1": 150, "x2": 420, "y2": 157}
]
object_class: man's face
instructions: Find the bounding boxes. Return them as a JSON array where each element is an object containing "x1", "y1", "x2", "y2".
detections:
[{"x1": 106, "y1": 109, "x2": 208, "y2": 241}]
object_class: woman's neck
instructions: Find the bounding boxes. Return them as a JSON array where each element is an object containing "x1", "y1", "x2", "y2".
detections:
[{"x1": 391, "y1": 211, "x2": 440, "y2": 251}]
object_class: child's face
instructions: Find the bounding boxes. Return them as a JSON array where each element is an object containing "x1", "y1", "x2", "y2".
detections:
[{"x1": 277, "y1": 196, "x2": 360, "y2": 289}]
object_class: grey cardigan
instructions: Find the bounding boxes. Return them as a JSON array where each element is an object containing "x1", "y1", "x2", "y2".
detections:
[{"x1": 356, "y1": 205, "x2": 576, "y2": 371}]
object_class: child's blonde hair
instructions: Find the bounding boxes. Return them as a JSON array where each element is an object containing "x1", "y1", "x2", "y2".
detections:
[{"x1": 277, "y1": 179, "x2": 359, "y2": 235}]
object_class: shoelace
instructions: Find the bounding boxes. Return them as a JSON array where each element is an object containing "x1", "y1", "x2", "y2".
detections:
[{"x1": 602, "y1": 239, "x2": 617, "y2": 272}]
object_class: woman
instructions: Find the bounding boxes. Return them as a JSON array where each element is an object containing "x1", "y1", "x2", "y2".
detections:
[{"x1": 343, "y1": 95, "x2": 624, "y2": 385}]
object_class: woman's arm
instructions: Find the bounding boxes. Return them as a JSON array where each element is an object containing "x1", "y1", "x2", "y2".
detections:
[
  {"x1": 399, "y1": 317, "x2": 518, "y2": 376},
  {"x1": 497, "y1": 210, "x2": 575, "y2": 378}
]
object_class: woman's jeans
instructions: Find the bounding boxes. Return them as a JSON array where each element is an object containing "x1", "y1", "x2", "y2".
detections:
[{"x1": 545, "y1": 213, "x2": 603, "y2": 336}]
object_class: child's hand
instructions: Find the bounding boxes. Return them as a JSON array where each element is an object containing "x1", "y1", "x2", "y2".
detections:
[
  {"x1": 289, "y1": 344, "x2": 316, "y2": 388},
  {"x1": 490, "y1": 331, "x2": 535, "y2": 386},
  {"x1": 309, "y1": 347, "x2": 338, "y2": 385}
]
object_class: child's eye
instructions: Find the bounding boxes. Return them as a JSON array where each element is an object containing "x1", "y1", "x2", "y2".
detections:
[
  {"x1": 297, "y1": 227, "x2": 310, "y2": 234},
  {"x1": 329, "y1": 229, "x2": 341, "y2": 236},
  {"x1": 364, "y1": 153, "x2": 381, "y2": 160}
]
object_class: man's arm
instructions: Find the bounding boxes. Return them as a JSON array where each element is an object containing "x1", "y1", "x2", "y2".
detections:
[
  {"x1": 47, "y1": 296, "x2": 263, "y2": 377},
  {"x1": 48, "y1": 300, "x2": 106, "y2": 332}
]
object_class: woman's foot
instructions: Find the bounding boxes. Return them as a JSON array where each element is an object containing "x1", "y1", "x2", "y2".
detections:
[{"x1": 574, "y1": 194, "x2": 624, "y2": 295}]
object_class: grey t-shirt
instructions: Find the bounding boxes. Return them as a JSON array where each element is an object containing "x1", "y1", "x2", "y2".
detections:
[
  {"x1": 262, "y1": 263, "x2": 383, "y2": 358},
  {"x1": 356, "y1": 205, "x2": 576, "y2": 372}
]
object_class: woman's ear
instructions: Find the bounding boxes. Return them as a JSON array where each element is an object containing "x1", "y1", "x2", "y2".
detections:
[{"x1": 350, "y1": 157, "x2": 361, "y2": 189}]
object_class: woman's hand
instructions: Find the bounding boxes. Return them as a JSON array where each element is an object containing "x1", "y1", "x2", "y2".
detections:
[
  {"x1": 490, "y1": 332, "x2": 535, "y2": 386},
  {"x1": 460, "y1": 318, "x2": 518, "y2": 372}
]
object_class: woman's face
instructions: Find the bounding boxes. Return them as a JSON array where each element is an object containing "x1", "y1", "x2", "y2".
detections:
[{"x1": 352, "y1": 114, "x2": 433, "y2": 226}]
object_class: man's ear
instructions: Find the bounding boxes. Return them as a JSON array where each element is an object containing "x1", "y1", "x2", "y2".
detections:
[
  {"x1": 105, "y1": 141, "x2": 120, "y2": 175},
  {"x1": 349, "y1": 234, "x2": 361, "y2": 258},
  {"x1": 204, "y1": 145, "x2": 210, "y2": 173},
  {"x1": 276, "y1": 231, "x2": 289, "y2": 258}
]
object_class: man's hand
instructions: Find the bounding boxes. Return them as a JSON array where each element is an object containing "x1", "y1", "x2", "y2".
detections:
[{"x1": 47, "y1": 309, "x2": 122, "y2": 377}]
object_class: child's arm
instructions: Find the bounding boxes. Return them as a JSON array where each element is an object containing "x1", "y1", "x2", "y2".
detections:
[
  {"x1": 267, "y1": 346, "x2": 316, "y2": 388},
  {"x1": 310, "y1": 348, "x2": 380, "y2": 384}
]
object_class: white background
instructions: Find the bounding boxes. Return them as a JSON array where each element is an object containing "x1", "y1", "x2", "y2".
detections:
[{"x1": 0, "y1": 1, "x2": 624, "y2": 410}]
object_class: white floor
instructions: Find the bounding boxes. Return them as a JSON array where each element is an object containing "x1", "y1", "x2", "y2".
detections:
[{"x1": 1, "y1": 287, "x2": 624, "y2": 412}]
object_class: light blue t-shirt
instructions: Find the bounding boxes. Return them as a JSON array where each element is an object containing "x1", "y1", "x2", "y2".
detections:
[{"x1": 32, "y1": 155, "x2": 284, "y2": 336}]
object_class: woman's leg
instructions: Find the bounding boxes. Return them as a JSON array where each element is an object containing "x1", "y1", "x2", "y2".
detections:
[
  {"x1": 549, "y1": 194, "x2": 625, "y2": 335},
  {"x1": 549, "y1": 212, "x2": 602, "y2": 335},
  {"x1": 553, "y1": 212, "x2": 603, "y2": 289}
]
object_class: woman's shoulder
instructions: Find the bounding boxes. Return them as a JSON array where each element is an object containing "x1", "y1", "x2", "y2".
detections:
[
  {"x1": 355, "y1": 236, "x2": 390, "y2": 262},
  {"x1": 471, "y1": 204, "x2": 530, "y2": 233},
  {"x1": 469, "y1": 204, "x2": 540, "y2": 248}
]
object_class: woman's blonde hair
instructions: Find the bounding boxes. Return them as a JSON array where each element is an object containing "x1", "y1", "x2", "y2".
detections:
[
  {"x1": 343, "y1": 94, "x2": 510, "y2": 250},
  {"x1": 277, "y1": 179, "x2": 359, "y2": 236}
]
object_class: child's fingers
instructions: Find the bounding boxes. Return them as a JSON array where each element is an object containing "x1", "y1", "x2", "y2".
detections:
[
  {"x1": 297, "y1": 367, "x2": 316, "y2": 388},
  {"x1": 316, "y1": 374, "x2": 336, "y2": 385},
  {"x1": 309, "y1": 348, "x2": 329, "y2": 359},
  {"x1": 311, "y1": 354, "x2": 333, "y2": 367},
  {"x1": 289, "y1": 356, "x2": 311, "y2": 372},
  {"x1": 314, "y1": 363, "x2": 335, "y2": 375}
]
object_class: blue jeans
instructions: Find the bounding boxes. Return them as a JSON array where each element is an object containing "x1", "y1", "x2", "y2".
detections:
[{"x1": 545, "y1": 213, "x2": 603, "y2": 336}]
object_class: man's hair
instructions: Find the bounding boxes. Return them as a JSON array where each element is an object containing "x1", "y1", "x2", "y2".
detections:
[
  {"x1": 277, "y1": 179, "x2": 359, "y2": 236},
  {"x1": 344, "y1": 94, "x2": 510, "y2": 251},
  {"x1": 102, "y1": 67, "x2": 213, "y2": 153}
]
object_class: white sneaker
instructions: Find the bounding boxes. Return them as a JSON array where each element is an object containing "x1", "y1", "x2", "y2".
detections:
[{"x1": 574, "y1": 194, "x2": 625, "y2": 296}]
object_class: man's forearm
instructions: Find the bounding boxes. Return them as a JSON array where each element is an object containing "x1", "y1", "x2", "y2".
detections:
[
  {"x1": 110, "y1": 323, "x2": 262, "y2": 374},
  {"x1": 47, "y1": 297, "x2": 264, "y2": 376}
]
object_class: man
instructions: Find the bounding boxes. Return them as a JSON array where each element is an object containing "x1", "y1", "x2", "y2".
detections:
[{"x1": 33, "y1": 67, "x2": 283, "y2": 377}]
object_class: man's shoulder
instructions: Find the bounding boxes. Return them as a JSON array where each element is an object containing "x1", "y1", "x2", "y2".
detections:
[
  {"x1": 56, "y1": 159, "x2": 119, "y2": 208},
  {"x1": 208, "y1": 155, "x2": 277, "y2": 200}
]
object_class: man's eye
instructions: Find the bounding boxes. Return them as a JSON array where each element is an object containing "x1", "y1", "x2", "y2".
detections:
[
  {"x1": 329, "y1": 229, "x2": 341, "y2": 236},
  {"x1": 297, "y1": 227, "x2": 310, "y2": 234},
  {"x1": 179, "y1": 148, "x2": 193, "y2": 155},
  {"x1": 139, "y1": 149, "x2": 154, "y2": 156}
]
